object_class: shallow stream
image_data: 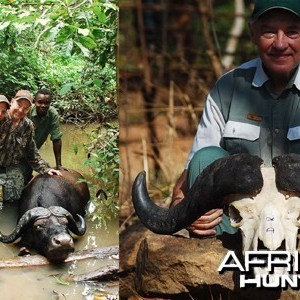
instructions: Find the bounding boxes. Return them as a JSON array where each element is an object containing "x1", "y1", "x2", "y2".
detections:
[{"x1": 0, "y1": 124, "x2": 119, "y2": 299}]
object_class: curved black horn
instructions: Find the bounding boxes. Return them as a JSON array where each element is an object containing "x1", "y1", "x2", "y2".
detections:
[
  {"x1": 48, "y1": 206, "x2": 86, "y2": 236},
  {"x1": 273, "y1": 153, "x2": 300, "y2": 192},
  {"x1": 132, "y1": 153, "x2": 264, "y2": 234},
  {"x1": 67, "y1": 214, "x2": 86, "y2": 236},
  {"x1": 0, "y1": 207, "x2": 50, "y2": 243}
]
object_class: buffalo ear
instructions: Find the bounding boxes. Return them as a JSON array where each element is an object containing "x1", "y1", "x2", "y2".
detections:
[{"x1": 273, "y1": 154, "x2": 300, "y2": 192}]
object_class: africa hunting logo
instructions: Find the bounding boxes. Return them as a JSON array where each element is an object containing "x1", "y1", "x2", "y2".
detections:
[{"x1": 218, "y1": 251, "x2": 300, "y2": 288}]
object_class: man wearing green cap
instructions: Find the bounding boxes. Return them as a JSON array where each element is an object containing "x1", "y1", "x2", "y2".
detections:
[{"x1": 171, "y1": 0, "x2": 300, "y2": 237}]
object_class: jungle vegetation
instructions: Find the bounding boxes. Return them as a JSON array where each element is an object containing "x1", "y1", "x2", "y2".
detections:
[{"x1": 0, "y1": 0, "x2": 118, "y2": 226}]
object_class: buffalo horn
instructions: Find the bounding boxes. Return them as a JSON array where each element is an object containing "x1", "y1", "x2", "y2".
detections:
[
  {"x1": 273, "y1": 153, "x2": 300, "y2": 192},
  {"x1": 132, "y1": 153, "x2": 264, "y2": 234},
  {"x1": 0, "y1": 207, "x2": 51, "y2": 243},
  {"x1": 67, "y1": 214, "x2": 86, "y2": 235}
]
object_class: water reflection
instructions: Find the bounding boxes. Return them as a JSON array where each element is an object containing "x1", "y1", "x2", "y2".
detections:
[{"x1": 0, "y1": 124, "x2": 119, "y2": 299}]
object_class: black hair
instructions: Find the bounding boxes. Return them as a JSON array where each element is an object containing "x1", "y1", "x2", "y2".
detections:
[{"x1": 35, "y1": 88, "x2": 52, "y2": 99}]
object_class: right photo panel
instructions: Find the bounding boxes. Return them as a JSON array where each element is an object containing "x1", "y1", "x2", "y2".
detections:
[{"x1": 119, "y1": 0, "x2": 300, "y2": 299}]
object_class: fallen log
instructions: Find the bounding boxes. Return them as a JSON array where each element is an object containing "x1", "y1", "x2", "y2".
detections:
[
  {"x1": 0, "y1": 245, "x2": 119, "y2": 268},
  {"x1": 70, "y1": 265, "x2": 119, "y2": 282}
]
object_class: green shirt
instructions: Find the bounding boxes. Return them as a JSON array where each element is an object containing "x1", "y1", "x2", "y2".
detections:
[
  {"x1": 0, "y1": 116, "x2": 50, "y2": 173},
  {"x1": 29, "y1": 105, "x2": 62, "y2": 149},
  {"x1": 187, "y1": 58, "x2": 300, "y2": 167}
]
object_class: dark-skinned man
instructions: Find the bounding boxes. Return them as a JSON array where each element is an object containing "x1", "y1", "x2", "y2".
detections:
[{"x1": 23, "y1": 88, "x2": 63, "y2": 183}]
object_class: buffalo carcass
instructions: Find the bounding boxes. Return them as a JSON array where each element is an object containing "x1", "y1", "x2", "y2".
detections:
[
  {"x1": 0, "y1": 169, "x2": 90, "y2": 262},
  {"x1": 132, "y1": 153, "x2": 300, "y2": 274}
]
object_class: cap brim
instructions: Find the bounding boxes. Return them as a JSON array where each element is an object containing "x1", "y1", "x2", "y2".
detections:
[
  {"x1": 0, "y1": 101, "x2": 10, "y2": 107},
  {"x1": 14, "y1": 97, "x2": 32, "y2": 105},
  {"x1": 252, "y1": 6, "x2": 300, "y2": 20}
]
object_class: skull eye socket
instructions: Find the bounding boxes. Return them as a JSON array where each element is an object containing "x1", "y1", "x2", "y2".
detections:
[{"x1": 229, "y1": 205, "x2": 242, "y2": 224}]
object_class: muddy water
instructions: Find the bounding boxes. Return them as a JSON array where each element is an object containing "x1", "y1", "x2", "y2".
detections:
[{"x1": 0, "y1": 124, "x2": 119, "y2": 299}]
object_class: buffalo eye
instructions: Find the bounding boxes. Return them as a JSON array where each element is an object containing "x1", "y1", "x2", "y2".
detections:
[
  {"x1": 33, "y1": 219, "x2": 47, "y2": 230},
  {"x1": 34, "y1": 224, "x2": 43, "y2": 230}
]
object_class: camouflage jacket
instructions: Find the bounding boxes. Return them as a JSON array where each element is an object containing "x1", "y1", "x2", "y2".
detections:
[{"x1": 0, "y1": 116, "x2": 50, "y2": 173}]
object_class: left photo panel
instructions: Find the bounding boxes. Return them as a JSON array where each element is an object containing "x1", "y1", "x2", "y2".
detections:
[{"x1": 0, "y1": 1, "x2": 119, "y2": 299}]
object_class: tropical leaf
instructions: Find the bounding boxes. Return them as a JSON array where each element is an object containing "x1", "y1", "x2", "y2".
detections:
[
  {"x1": 74, "y1": 40, "x2": 90, "y2": 57},
  {"x1": 59, "y1": 83, "x2": 73, "y2": 95},
  {"x1": 78, "y1": 35, "x2": 97, "y2": 49}
]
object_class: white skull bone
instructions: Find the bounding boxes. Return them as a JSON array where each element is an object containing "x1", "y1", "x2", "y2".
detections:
[{"x1": 229, "y1": 167, "x2": 300, "y2": 276}]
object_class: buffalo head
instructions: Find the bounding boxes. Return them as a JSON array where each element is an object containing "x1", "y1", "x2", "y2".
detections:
[{"x1": 0, "y1": 206, "x2": 86, "y2": 262}]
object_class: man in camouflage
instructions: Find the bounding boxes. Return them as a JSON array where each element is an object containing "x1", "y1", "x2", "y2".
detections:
[{"x1": 0, "y1": 90, "x2": 61, "y2": 201}]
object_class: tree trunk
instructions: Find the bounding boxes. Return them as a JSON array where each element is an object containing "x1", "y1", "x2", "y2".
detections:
[{"x1": 221, "y1": 0, "x2": 246, "y2": 69}]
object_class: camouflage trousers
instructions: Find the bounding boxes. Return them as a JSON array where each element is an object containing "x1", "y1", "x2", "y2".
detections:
[{"x1": 0, "y1": 166, "x2": 24, "y2": 202}]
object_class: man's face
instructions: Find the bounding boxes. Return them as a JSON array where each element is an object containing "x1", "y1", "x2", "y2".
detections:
[
  {"x1": 9, "y1": 99, "x2": 31, "y2": 122},
  {"x1": 250, "y1": 9, "x2": 300, "y2": 79},
  {"x1": 35, "y1": 94, "x2": 51, "y2": 117},
  {"x1": 0, "y1": 102, "x2": 8, "y2": 120}
]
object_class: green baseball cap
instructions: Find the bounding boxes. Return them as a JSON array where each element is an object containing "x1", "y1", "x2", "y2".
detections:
[{"x1": 252, "y1": 0, "x2": 300, "y2": 20}]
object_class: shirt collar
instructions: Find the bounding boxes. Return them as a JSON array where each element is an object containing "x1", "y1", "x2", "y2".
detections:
[
  {"x1": 293, "y1": 67, "x2": 300, "y2": 90},
  {"x1": 30, "y1": 105, "x2": 49, "y2": 119},
  {"x1": 252, "y1": 59, "x2": 269, "y2": 87},
  {"x1": 252, "y1": 58, "x2": 300, "y2": 91},
  {"x1": 30, "y1": 105, "x2": 38, "y2": 117}
]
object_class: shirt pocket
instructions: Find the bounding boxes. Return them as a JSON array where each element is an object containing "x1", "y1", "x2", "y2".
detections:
[
  {"x1": 287, "y1": 126, "x2": 300, "y2": 141},
  {"x1": 223, "y1": 121, "x2": 260, "y2": 141}
]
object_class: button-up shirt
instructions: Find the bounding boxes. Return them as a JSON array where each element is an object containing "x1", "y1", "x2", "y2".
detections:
[
  {"x1": 28, "y1": 105, "x2": 62, "y2": 149},
  {"x1": 186, "y1": 58, "x2": 300, "y2": 168},
  {"x1": 0, "y1": 116, "x2": 50, "y2": 173}
]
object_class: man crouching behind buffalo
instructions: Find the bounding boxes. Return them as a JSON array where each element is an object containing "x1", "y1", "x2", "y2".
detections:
[
  {"x1": 171, "y1": 0, "x2": 300, "y2": 237},
  {"x1": 0, "y1": 90, "x2": 61, "y2": 202}
]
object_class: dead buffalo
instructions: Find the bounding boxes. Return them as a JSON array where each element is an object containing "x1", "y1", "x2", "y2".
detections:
[{"x1": 0, "y1": 169, "x2": 90, "y2": 262}]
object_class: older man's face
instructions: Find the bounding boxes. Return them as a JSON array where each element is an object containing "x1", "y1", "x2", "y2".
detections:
[
  {"x1": 250, "y1": 9, "x2": 300, "y2": 81},
  {"x1": 9, "y1": 98, "x2": 31, "y2": 123}
]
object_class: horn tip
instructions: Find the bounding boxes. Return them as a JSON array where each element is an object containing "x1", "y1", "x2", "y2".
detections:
[{"x1": 134, "y1": 171, "x2": 146, "y2": 184}]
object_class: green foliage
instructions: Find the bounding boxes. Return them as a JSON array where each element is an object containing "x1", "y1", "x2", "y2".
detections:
[
  {"x1": 83, "y1": 122, "x2": 119, "y2": 227},
  {"x1": 0, "y1": 0, "x2": 118, "y2": 121},
  {"x1": 0, "y1": 0, "x2": 118, "y2": 225},
  {"x1": 0, "y1": 30, "x2": 40, "y2": 96}
]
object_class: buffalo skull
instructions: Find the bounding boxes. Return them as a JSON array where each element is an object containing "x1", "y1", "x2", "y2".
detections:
[{"x1": 132, "y1": 153, "x2": 300, "y2": 259}]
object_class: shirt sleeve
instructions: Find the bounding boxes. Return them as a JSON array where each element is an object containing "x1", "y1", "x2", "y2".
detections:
[
  {"x1": 49, "y1": 110, "x2": 62, "y2": 141},
  {"x1": 25, "y1": 124, "x2": 50, "y2": 174},
  {"x1": 185, "y1": 93, "x2": 225, "y2": 169}
]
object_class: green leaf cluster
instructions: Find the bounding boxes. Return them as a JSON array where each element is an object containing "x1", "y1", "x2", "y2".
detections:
[
  {"x1": 0, "y1": 0, "x2": 119, "y2": 224},
  {"x1": 83, "y1": 122, "x2": 119, "y2": 227},
  {"x1": 0, "y1": 0, "x2": 118, "y2": 121}
]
